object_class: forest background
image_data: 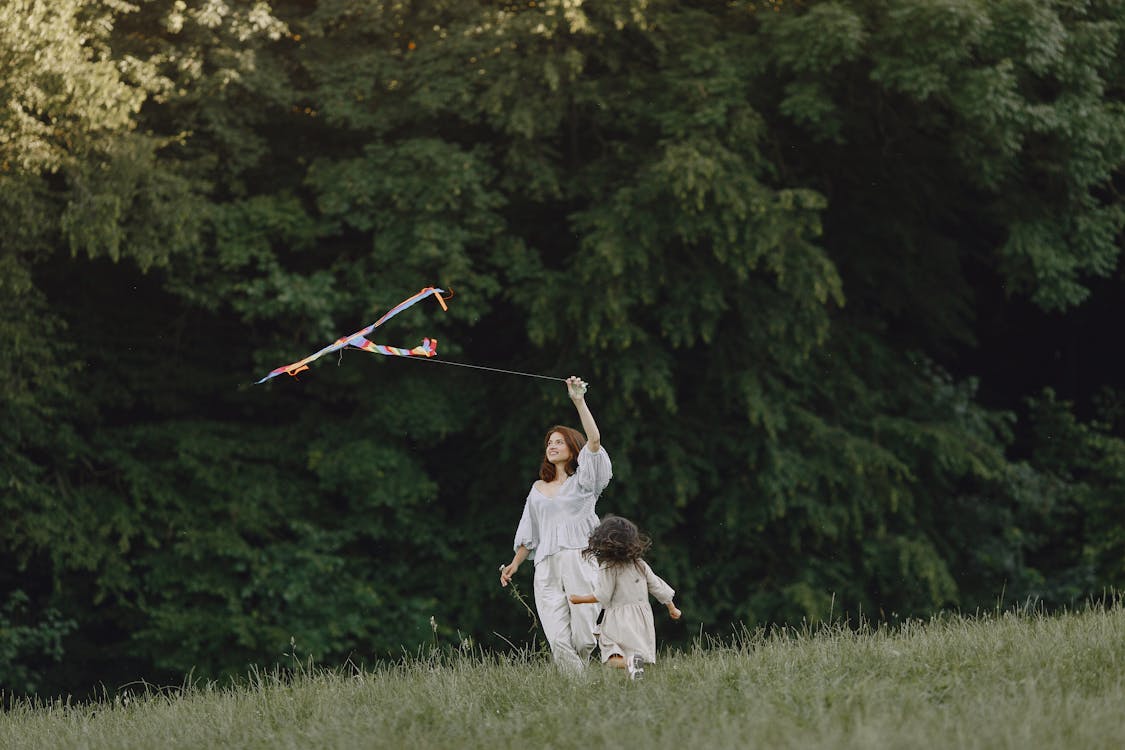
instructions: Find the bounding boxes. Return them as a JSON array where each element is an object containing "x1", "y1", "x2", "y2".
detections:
[{"x1": 3, "y1": 0, "x2": 1124, "y2": 699}]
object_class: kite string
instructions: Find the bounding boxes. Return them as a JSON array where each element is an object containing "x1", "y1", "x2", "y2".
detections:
[
  {"x1": 406, "y1": 355, "x2": 567, "y2": 382},
  {"x1": 337, "y1": 346, "x2": 568, "y2": 382}
]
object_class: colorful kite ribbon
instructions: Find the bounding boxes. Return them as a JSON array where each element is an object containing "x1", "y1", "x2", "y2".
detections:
[{"x1": 256, "y1": 286, "x2": 449, "y2": 384}]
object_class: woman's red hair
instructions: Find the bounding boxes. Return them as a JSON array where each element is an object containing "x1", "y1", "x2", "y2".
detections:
[{"x1": 539, "y1": 425, "x2": 586, "y2": 482}]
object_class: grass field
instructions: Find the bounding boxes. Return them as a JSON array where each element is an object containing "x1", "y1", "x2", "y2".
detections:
[{"x1": 3, "y1": 602, "x2": 1123, "y2": 749}]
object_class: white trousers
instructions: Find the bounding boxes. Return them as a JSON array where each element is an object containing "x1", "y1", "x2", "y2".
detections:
[{"x1": 533, "y1": 548, "x2": 599, "y2": 672}]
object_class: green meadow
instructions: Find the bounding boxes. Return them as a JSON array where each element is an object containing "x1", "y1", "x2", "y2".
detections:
[{"x1": 4, "y1": 602, "x2": 1122, "y2": 750}]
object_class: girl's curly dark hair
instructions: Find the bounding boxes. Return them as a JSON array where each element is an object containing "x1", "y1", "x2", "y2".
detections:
[{"x1": 582, "y1": 515, "x2": 651, "y2": 569}]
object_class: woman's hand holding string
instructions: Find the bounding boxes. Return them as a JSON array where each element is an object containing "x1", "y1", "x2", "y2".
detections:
[
  {"x1": 565, "y1": 376, "x2": 601, "y2": 451},
  {"x1": 565, "y1": 376, "x2": 588, "y2": 402}
]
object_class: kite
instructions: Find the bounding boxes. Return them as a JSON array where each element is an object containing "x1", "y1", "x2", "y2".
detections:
[{"x1": 256, "y1": 286, "x2": 449, "y2": 384}]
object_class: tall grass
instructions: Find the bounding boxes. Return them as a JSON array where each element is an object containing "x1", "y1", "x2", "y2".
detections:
[{"x1": 3, "y1": 601, "x2": 1123, "y2": 749}]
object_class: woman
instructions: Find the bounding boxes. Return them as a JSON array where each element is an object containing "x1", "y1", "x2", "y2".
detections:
[{"x1": 499, "y1": 376, "x2": 612, "y2": 672}]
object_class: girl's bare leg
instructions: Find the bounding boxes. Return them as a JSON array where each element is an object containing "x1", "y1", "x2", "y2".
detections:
[{"x1": 606, "y1": 655, "x2": 626, "y2": 669}]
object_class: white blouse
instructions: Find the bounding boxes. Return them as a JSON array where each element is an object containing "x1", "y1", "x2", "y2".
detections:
[{"x1": 513, "y1": 444, "x2": 612, "y2": 564}]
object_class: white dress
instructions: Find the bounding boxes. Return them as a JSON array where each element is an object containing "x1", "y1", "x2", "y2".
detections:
[{"x1": 593, "y1": 559, "x2": 675, "y2": 665}]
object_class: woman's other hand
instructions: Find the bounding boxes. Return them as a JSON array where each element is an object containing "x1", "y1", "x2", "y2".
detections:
[{"x1": 499, "y1": 562, "x2": 520, "y2": 587}]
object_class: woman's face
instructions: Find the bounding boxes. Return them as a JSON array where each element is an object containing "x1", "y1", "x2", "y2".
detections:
[{"x1": 545, "y1": 431, "x2": 571, "y2": 465}]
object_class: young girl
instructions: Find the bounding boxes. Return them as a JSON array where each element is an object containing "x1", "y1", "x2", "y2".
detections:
[
  {"x1": 499, "y1": 376, "x2": 612, "y2": 673},
  {"x1": 568, "y1": 515, "x2": 681, "y2": 679}
]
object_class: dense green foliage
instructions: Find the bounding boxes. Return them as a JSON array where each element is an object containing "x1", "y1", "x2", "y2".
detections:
[{"x1": 2, "y1": 0, "x2": 1124, "y2": 696}]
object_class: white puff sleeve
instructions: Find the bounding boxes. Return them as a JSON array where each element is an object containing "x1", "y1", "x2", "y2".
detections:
[
  {"x1": 513, "y1": 499, "x2": 538, "y2": 560},
  {"x1": 574, "y1": 444, "x2": 612, "y2": 497}
]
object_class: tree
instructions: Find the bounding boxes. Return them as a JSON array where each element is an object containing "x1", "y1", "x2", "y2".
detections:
[{"x1": 3, "y1": 0, "x2": 1124, "y2": 696}]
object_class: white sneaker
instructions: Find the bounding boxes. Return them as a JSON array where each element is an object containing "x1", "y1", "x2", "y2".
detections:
[{"x1": 628, "y1": 655, "x2": 645, "y2": 680}]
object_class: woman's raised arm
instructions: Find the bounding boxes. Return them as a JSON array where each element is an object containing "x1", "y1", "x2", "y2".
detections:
[{"x1": 566, "y1": 376, "x2": 601, "y2": 452}]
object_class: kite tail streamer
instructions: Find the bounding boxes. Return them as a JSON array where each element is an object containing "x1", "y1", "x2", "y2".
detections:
[
  {"x1": 257, "y1": 285, "x2": 577, "y2": 388},
  {"x1": 256, "y1": 286, "x2": 447, "y2": 384},
  {"x1": 354, "y1": 336, "x2": 438, "y2": 358}
]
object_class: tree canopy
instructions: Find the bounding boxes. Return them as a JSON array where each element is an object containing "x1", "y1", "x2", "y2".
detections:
[{"x1": 3, "y1": 0, "x2": 1124, "y2": 697}]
